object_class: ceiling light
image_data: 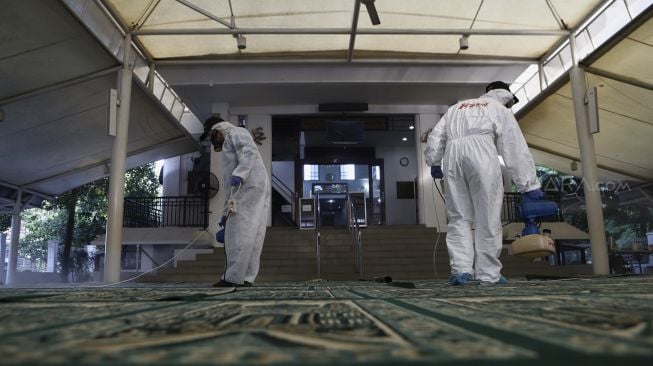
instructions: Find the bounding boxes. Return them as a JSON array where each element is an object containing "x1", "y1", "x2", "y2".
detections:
[
  {"x1": 409, "y1": 125, "x2": 414, "y2": 130},
  {"x1": 236, "y1": 34, "x2": 246, "y2": 50},
  {"x1": 402, "y1": 137, "x2": 408, "y2": 141},
  {"x1": 361, "y1": 0, "x2": 381, "y2": 25},
  {"x1": 459, "y1": 35, "x2": 469, "y2": 51}
]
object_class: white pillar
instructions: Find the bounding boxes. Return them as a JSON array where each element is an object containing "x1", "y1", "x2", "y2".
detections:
[
  {"x1": 104, "y1": 34, "x2": 134, "y2": 283},
  {"x1": 6, "y1": 212, "x2": 21, "y2": 285},
  {"x1": 248, "y1": 114, "x2": 273, "y2": 226},
  {"x1": 415, "y1": 113, "x2": 447, "y2": 231},
  {"x1": 47, "y1": 240, "x2": 58, "y2": 272},
  {"x1": 0, "y1": 232, "x2": 7, "y2": 283},
  {"x1": 569, "y1": 35, "x2": 609, "y2": 275},
  {"x1": 162, "y1": 156, "x2": 182, "y2": 196}
]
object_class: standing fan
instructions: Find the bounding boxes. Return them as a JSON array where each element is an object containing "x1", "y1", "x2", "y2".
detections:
[
  {"x1": 188, "y1": 172, "x2": 220, "y2": 198},
  {"x1": 202, "y1": 173, "x2": 220, "y2": 198}
]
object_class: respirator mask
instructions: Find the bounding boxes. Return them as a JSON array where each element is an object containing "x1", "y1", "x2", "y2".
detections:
[{"x1": 210, "y1": 130, "x2": 224, "y2": 152}]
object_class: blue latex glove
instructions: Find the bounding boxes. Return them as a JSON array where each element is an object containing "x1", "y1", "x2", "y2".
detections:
[
  {"x1": 216, "y1": 228, "x2": 225, "y2": 243},
  {"x1": 431, "y1": 166, "x2": 444, "y2": 179},
  {"x1": 219, "y1": 215, "x2": 227, "y2": 228},
  {"x1": 524, "y1": 188, "x2": 545, "y2": 200},
  {"x1": 231, "y1": 176, "x2": 243, "y2": 187}
]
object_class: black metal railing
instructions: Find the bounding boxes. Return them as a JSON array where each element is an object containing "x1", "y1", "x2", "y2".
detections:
[
  {"x1": 501, "y1": 192, "x2": 562, "y2": 223},
  {"x1": 123, "y1": 196, "x2": 208, "y2": 228}
]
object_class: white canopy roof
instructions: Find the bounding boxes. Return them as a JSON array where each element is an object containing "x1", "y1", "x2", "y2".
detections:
[
  {"x1": 105, "y1": 0, "x2": 601, "y2": 60},
  {"x1": 2, "y1": 0, "x2": 650, "y2": 212},
  {"x1": 517, "y1": 14, "x2": 653, "y2": 182},
  {"x1": 0, "y1": 0, "x2": 198, "y2": 211}
]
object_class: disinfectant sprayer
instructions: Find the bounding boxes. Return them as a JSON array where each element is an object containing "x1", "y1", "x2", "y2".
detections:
[{"x1": 511, "y1": 195, "x2": 558, "y2": 259}]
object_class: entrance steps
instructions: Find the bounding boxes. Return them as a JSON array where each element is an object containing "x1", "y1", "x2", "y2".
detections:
[{"x1": 137, "y1": 226, "x2": 591, "y2": 283}]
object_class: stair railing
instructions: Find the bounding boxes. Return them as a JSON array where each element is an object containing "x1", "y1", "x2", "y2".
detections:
[
  {"x1": 348, "y1": 195, "x2": 364, "y2": 280},
  {"x1": 315, "y1": 190, "x2": 321, "y2": 278},
  {"x1": 271, "y1": 173, "x2": 298, "y2": 225}
]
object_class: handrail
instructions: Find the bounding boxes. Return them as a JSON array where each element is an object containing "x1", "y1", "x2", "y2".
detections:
[
  {"x1": 271, "y1": 173, "x2": 297, "y2": 203},
  {"x1": 348, "y1": 194, "x2": 364, "y2": 280},
  {"x1": 271, "y1": 173, "x2": 298, "y2": 224},
  {"x1": 314, "y1": 190, "x2": 321, "y2": 278}
]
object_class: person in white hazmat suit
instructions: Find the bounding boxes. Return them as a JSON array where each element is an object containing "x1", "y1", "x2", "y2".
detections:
[
  {"x1": 424, "y1": 81, "x2": 544, "y2": 286},
  {"x1": 206, "y1": 120, "x2": 270, "y2": 287}
]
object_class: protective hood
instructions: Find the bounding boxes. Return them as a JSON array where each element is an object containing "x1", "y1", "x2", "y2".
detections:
[
  {"x1": 482, "y1": 89, "x2": 518, "y2": 107},
  {"x1": 212, "y1": 121, "x2": 236, "y2": 135}
]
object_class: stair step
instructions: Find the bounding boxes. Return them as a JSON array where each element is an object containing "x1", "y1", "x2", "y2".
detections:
[{"x1": 138, "y1": 226, "x2": 572, "y2": 283}]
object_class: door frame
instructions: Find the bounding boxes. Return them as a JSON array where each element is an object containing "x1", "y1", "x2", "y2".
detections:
[{"x1": 296, "y1": 158, "x2": 386, "y2": 225}]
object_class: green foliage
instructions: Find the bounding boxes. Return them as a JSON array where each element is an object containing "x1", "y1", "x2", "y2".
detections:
[
  {"x1": 0, "y1": 214, "x2": 11, "y2": 232},
  {"x1": 533, "y1": 165, "x2": 652, "y2": 247},
  {"x1": 18, "y1": 163, "x2": 161, "y2": 269}
]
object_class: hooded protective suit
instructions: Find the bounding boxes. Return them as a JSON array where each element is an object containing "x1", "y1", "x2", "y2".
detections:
[
  {"x1": 213, "y1": 122, "x2": 270, "y2": 284},
  {"x1": 424, "y1": 89, "x2": 540, "y2": 282}
]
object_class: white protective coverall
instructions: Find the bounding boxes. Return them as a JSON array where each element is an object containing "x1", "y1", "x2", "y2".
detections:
[
  {"x1": 214, "y1": 122, "x2": 270, "y2": 284},
  {"x1": 424, "y1": 89, "x2": 540, "y2": 282}
]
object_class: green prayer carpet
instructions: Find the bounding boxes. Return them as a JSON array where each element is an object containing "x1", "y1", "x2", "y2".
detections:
[{"x1": 1, "y1": 276, "x2": 652, "y2": 365}]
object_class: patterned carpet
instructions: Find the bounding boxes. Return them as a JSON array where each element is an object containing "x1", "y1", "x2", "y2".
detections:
[{"x1": 1, "y1": 276, "x2": 652, "y2": 365}]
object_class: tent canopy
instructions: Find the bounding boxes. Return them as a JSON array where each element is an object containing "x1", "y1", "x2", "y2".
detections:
[
  {"x1": 518, "y1": 15, "x2": 653, "y2": 182},
  {"x1": 106, "y1": 0, "x2": 600, "y2": 60},
  {"x1": 0, "y1": 0, "x2": 197, "y2": 211}
]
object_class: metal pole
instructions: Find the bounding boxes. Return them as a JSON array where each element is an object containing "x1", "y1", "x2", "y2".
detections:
[
  {"x1": 538, "y1": 59, "x2": 546, "y2": 91},
  {"x1": 104, "y1": 33, "x2": 134, "y2": 283},
  {"x1": 6, "y1": 190, "x2": 22, "y2": 285},
  {"x1": 133, "y1": 27, "x2": 570, "y2": 36},
  {"x1": 347, "y1": 1, "x2": 362, "y2": 62},
  {"x1": 315, "y1": 191, "x2": 321, "y2": 278},
  {"x1": 0, "y1": 232, "x2": 7, "y2": 284},
  {"x1": 568, "y1": 35, "x2": 609, "y2": 275}
]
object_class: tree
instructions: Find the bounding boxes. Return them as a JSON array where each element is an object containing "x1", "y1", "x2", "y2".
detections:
[
  {"x1": 533, "y1": 165, "x2": 652, "y2": 248},
  {"x1": 19, "y1": 163, "x2": 160, "y2": 281}
]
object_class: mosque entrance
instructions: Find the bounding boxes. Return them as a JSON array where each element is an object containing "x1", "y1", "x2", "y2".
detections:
[
  {"x1": 299, "y1": 160, "x2": 385, "y2": 227},
  {"x1": 271, "y1": 114, "x2": 416, "y2": 227}
]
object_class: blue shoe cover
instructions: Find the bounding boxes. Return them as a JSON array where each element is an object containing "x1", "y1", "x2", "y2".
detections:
[
  {"x1": 448, "y1": 273, "x2": 473, "y2": 286},
  {"x1": 479, "y1": 275, "x2": 509, "y2": 286},
  {"x1": 496, "y1": 276, "x2": 508, "y2": 284}
]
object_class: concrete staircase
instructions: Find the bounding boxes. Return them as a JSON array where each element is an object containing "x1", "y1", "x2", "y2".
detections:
[{"x1": 138, "y1": 225, "x2": 592, "y2": 283}]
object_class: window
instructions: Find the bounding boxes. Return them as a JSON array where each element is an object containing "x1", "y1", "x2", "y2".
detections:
[
  {"x1": 340, "y1": 164, "x2": 355, "y2": 180},
  {"x1": 303, "y1": 165, "x2": 319, "y2": 181}
]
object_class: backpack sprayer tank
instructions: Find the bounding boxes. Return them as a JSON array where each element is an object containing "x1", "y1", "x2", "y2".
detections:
[{"x1": 511, "y1": 196, "x2": 558, "y2": 259}]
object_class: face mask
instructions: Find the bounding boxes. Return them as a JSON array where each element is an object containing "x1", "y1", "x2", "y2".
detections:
[
  {"x1": 504, "y1": 99, "x2": 516, "y2": 109},
  {"x1": 210, "y1": 131, "x2": 224, "y2": 152}
]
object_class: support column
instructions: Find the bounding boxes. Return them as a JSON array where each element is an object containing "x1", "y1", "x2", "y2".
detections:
[
  {"x1": 104, "y1": 34, "x2": 134, "y2": 283},
  {"x1": 162, "y1": 157, "x2": 182, "y2": 196},
  {"x1": 415, "y1": 113, "x2": 447, "y2": 231},
  {"x1": 569, "y1": 35, "x2": 609, "y2": 275},
  {"x1": 47, "y1": 240, "x2": 58, "y2": 272},
  {"x1": 248, "y1": 114, "x2": 273, "y2": 226},
  {"x1": 0, "y1": 232, "x2": 7, "y2": 283},
  {"x1": 6, "y1": 209, "x2": 21, "y2": 285}
]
